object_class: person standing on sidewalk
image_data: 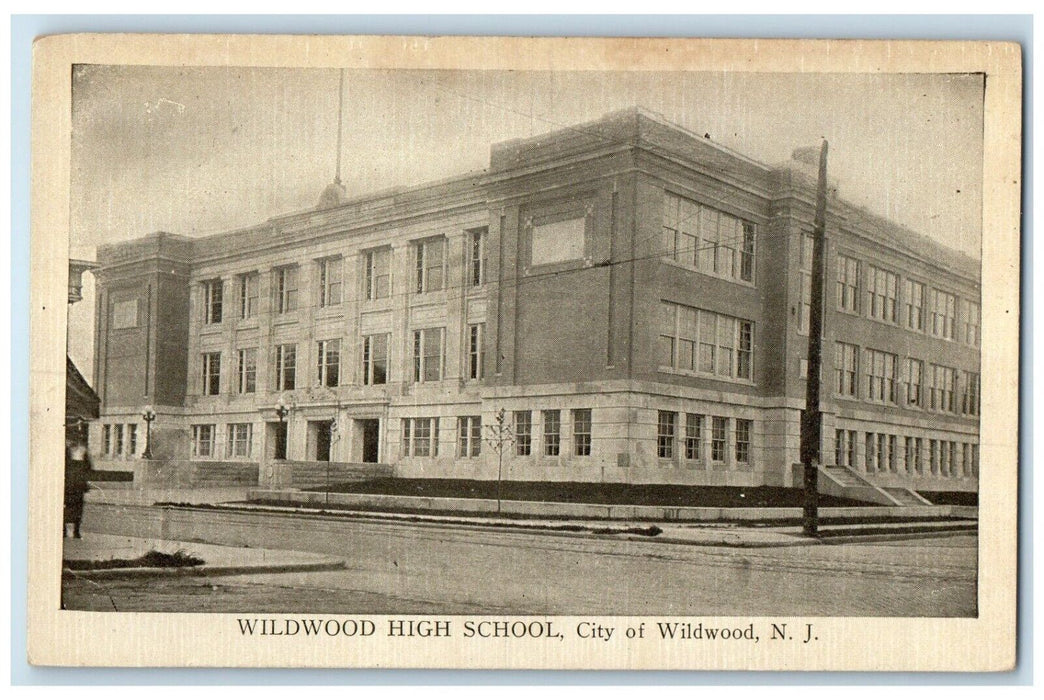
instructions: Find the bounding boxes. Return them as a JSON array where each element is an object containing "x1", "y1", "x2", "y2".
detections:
[{"x1": 64, "y1": 438, "x2": 92, "y2": 539}]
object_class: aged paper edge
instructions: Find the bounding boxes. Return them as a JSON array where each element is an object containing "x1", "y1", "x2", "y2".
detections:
[{"x1": 27, "y1": 35, "x2": 1022, "y2": 670}]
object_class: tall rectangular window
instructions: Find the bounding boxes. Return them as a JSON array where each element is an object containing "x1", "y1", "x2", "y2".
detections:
[
  {"x1": 402, "y1": 417, "x2": 437, "y2": 457},
  {"x1": 238, "y1": 272, "x2": 259, "y2": 319},
  {"x1": 275, "y1": 344, "x2": 296, "y2": 390},
  {"x1": 836, "y1": 254, "x2": 860, "y2": 313},
  {"x1": 362, "y1": 334, "x2": 389, "y2": 386},
  {"x1": 660, "y1": 302, "x2": 754, "y2": 380},
  {"x1": 192, "y1": 424, "x2": 215, "y2": 458},
  {"x1": 866, "y1": 266, "x2": 898, "y2": 323},
  {"x1": 685, "y1": 413, "x2": 702, "y2": 461},
  {"x1": 847, "y1": 430, "x2": 857, "y2": 468},
  {"x1": 961, "y1": 371, "x2": 981, "y2": 416},
  {"x1": 798, "y1": 233, "x2": 814, "y2": 334},
  {"x1": 906, "y1": 358, "x2": 924, "y2": 407},
  {"x1": 467, "y1": 323, "x2": 484, "y2": 380},
  {"x1": 468, "y1": 227, "x2": 487, "y2": 287},
  {"x1": 102, "y1": 424, "x2": 111, "y2": 455},
  {"x1": 127, "y1": 424, "x2": 137, "y2": 456},
  {"x1": 203, "y1": 279, "x2": 223, "y2": 324},
  {"x1": 415, "y1": 237, "x2": 446, "y2": 293},
  {"x1": 317, "y1": 339, "x2": 341, "y2": 388},
  {"x1": 514, "y1": 411, "x2": 532, "y2": 456},
  {"x1": 834, "y1": 342, "x2": 858, "y2": 397},
  {"x1": 318, "y1": 257, "x2": 343, "y2": 308},
  {"x1": 274, "y1": 266, "x2": 298, "y2": 314},
  {"x1": 865, "y1": 349, "x2": 898, "y2": 404},
  {"x1": 657, "y1": 411, "x2": 676, "y2": 459},
  {"x1": 961, "y1": 299, "x2": 980, "y2": 347},
  {"x1": 573, "y1": 409, "x2": 592, "y2": 457},
  {"x1": 458, "y1": 416, "x2": 482, "y2": 458},
  {"x1": 865, "y1": 432, "x2": 877, "y2": 471},
  {"x1": 711, "y1": 417, "x2": 727, "y2": 463},
  {"x1": 113, "y1": 423, "x2": 124, "y2": 456},
  {"x1": 662, "y1": 191, "x2": 755, "y2": 283},
  {"x1": 928, "y1": 289, "x2": 957, "y2": 339},
  {"x1": 542, "y1": 410, "x2": 561, "y2": 456},
  {"x1": 903, "y1": 279, "x2": 925, "y2": 331},
  {"x1": 412, "y1": 328, "x2": 444, "y2": 382},
  {"x1": 735, "y1": 418, "x2": 752, "y2": 464},
  {"x1": 365, "y1": 248, "x2": 391, "y2": 300},
  {"x1": 930, "y1": 364, "x2": 957, "y2": 412},
  {"x1": 835, "y1": 428, "x2": 847, "y2": 467},
  {"x1": 236, "y1": 348, "x2": 257, "y2": 394},
  {"x1": 226, "y1": 423, "x2": 252, "y2": 458},
  {"x1": 201, "y1": 352, "x2": 221, "y2": 395},
  {"x1": 888, "y1": 435, "x2": 898, "y2": 472}
]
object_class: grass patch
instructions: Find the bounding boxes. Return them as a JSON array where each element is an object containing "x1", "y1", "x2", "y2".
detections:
[
  {"x1": 298, "y1": 479, "x2": 872, "y2": 508},
  {"x1": 64, "y1": 549, "x2": 205, "y2": 571}
]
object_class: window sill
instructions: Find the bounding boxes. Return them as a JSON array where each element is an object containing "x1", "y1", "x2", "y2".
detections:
[{"x1": 660, "y1": 258, "x2": 756, "y2": 288}]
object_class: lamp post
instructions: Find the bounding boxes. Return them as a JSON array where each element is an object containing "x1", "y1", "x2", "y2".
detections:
[{"x1": 141, "y1": 406, "x2": 156, "y2": 459}]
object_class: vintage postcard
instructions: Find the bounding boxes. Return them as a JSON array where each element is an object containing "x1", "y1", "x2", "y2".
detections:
[{"x1": 27, "y1": 35, "x2": 1021, "y2": 670}]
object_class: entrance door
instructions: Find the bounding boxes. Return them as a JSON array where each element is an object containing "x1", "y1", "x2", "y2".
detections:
[
  {"x1": 360, "y1": 419, "x2": 380, "y2": 463},
  {"x1": 312, "y1": 420, "x2": 333, "y2": 462}
]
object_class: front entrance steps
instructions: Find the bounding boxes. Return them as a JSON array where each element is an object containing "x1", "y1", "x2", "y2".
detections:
[{"x1": 817, "y1": 465, "x2": 931, "y2": 507}]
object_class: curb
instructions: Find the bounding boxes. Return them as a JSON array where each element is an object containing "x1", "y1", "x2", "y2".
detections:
[{"x1": 62, "y1": 558, "x2": 346, "y2": 580}]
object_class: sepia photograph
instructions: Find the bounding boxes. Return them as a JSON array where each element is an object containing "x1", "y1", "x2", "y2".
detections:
[{"x1": 28, "y1": 35, "x2": 1020, "y2": 670}]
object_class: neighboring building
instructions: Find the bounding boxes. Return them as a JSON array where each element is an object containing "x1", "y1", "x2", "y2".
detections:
[
  {"x1": 89, "y1": 108, "x2": 980, "y2": 494},
  {"x1": 67, "y1": 260, "x2": 99, "y2": 445}
]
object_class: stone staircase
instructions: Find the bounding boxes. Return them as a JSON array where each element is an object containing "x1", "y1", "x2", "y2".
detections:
[
  {"x1": 285, "y1": 461, "x2": 394, "y2": 489},
  {"x1": 817, "y1": 465, "x2": 929, "y2": 507}
]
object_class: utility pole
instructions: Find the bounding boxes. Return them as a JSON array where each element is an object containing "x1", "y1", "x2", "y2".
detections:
[
  {"x1": 800, "y1": 140, "x2": 829, "y2": 538},
  {"x1": 483, "y1": 408, "x2": 515, "y2": 514}
]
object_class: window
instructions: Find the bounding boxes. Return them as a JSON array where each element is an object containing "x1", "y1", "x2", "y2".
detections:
[
  {"x1": 906, "y1": 358, "x2": 924, "y2": 407},
  {"x1": 514, "y1": 411, "x2": 532, "y2": 456},
  {"x1": 662, "y1": 191, "x2": 755, "y2": 283},
  {"x1": 238, "y1": 272, "x2": 259, "y2": 319},
  {"x1": 657, "y1": 411, "x2": 676, "y2": 459},
  {"x1": 866, "y1": 266, "x2": 898, "y2": 323},
  {"x1": 112, "y1": 299, "x2": 139, "y2": 329},
  {"x1": 961, "y1": 300, "x2": 980, "y2": 347},
  {"x1": 685, "y1": 413, "x2": 702, "y2": 461},
  {"x1": 362, "y1": 334, "x2": 389, "y2": 386},
  {"x1": 203, "y1": 279, "x2": 223, "y2": 324},
  {"x1": 940, "y1": 440, "x2": 951, "y2": 476},
  {"x1": 532, "y1": 217, "x2": 586, "y2": 266},
  {"x1": 659, "y1": 301, "x2": 754, "y2": 380},
  {"x1": 415, "y1": 237, "x2": 445, "y2": 293},
  {"x1": 711, "y1": 417, "x2": 727, "y2": 463},
  {"x1": 412, "y1": 328, "x2": 444, "y2": 382},
  {"x1": 929, "y1": 364, "x2": 957, "y2": 412},
  {"x1": 903, "y1": 279, "x2": 925, "y2": 331},
  {"x1": 573, "y1": 409, "x2": 592, "y2": 457},
  {"x1": 929, "y1": 439, "x2": 939, "y2": 475},
  {"x1": 317, "y1": 339, "x2": 341, "y2": 388},
  {"x1": 467, "y1": 323, "x2": 484, "y2": 380},
  {"x1": 365, "y1": 248, "x2": 391, "y2": 300},
  {"x1": 865, "y1": 349, "x2": 898, "y2": 404},
  {"x1": 835, "y1": 429, "x2": 846, "y2": 467},
  {"x1": 275, "y1": 344, "x2": 296, "y2": 391},
  {"x1": 835, "y1": 342, "x2": 858, "y2": 397},
  {"x1": 878, "y1": 433, "x2": 889, "y2": 472},
  {"x1": 735, "y1": 418, "x2": 752, "y2": 464},
  {"x1": 113, "y1": 424, "x2": 124, "y2": 456},
  {"x1": 318, "y1": 257, "x2": 343, "y2": 308},
  {"x1": 402, "y1": 417, "x2": 438, "y2": 457},
  {"x1": 847, "y1": 429, "x2": 857, "y2": 468},
  {"x1": 226, "y1": 423, "x2": 252, "y2": 458},
  {"x1": 928, "y1": 289, "x2": 957, "y2": 339},
  {"x1": 468, "y1": 227, "x2": 487, "y2": 287},
  {"x1": 201, "y1": 352, "x2": 221, "y2": 395},
  {"x1": 274, "y1": 266, "x2": 298, "y2": 314},
  {"x1": 836, "y1": 254, "x2": 860, "y2": 313},
  {"x1": 963, "y1": 443, "x2": 973, "y2": 477},
  {"x1": 961, "y1": 371, "x2": 981, "y2": 416},
  {"x1": 798, "y1": 233, "x2": 813, "y2": 334},
  {"x1": 865, "y1": 432, "x2": 877, "y2": 471},
  {"x1": 458, "y1": 416, "x2": 482, "y2": 458},
  {"x1": 888, "y1": 435, "x2": 898, "y2": 472},
  {"x1": 192, "y1": 424, "x2": 215, "y2": 458},
  {"x1": 914, "y1": 437, "x2": 925, "y2": 473},
  {"x1": 236, "y1": 348, "x2": 257, "y2": 394},
  {"x1": 543, "y1": 410, "x2": 561, "y2": 456},
  {"x1": 102, "y1": 424, "x2": 111, "y2": 455},
  {"x1": 127, "y1": 424, "x2": 137, "y2": 456}
]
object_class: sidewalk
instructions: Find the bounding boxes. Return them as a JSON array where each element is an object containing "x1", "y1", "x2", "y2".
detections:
[{"x1": 62, "y1": 532, "x2": 346, "y2": 579}]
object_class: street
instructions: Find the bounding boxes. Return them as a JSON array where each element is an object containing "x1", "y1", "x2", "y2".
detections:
[{"x1": 62, "y1": 517, "x2": 977, "y2": 617}]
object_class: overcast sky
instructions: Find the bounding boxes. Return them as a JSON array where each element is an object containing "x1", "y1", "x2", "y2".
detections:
[{"x1": 68, "y1": 66, "x2": 985, "y2": 372}]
